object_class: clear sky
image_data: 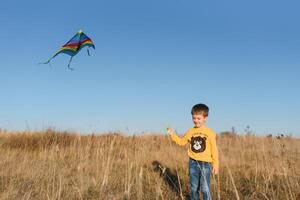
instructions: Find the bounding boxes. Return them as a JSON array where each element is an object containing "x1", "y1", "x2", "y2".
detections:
[{"x1": 1, "y1": 0, "x2": 299, "y2": 136}]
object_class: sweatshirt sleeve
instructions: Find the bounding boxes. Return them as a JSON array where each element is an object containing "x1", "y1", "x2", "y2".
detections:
[
  {"x1": 210, "y1": 132, "x2": 219, "y2": 168},
  {"x1": 170, "y1": 130, "x2": 190, "y2": 146},
  {"x1": 211, "y1": 132, "x2": 219, "y2": 167}
]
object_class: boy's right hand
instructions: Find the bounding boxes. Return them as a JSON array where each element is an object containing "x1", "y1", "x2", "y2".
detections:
[{"x1": 166, "y1": 127, "x2": 174, "y2": 135}]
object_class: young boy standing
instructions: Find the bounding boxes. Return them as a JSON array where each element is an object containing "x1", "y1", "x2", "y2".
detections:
[{"x1": 167, "y1": 103, "x2": 219, "y2": 200}]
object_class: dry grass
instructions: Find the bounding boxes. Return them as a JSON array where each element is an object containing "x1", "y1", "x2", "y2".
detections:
[{"x1": 0, "y1": 129, "x2": 299, "y2": 200}]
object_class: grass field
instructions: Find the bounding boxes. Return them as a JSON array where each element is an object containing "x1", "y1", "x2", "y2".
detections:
[{"x1": 0, "y1": 129, "x2": 299, "y2": 200}]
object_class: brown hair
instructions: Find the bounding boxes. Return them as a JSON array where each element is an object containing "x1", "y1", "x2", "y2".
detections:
[{"x1": 191, "y1": 104, "x2": 209, "y2": 117}]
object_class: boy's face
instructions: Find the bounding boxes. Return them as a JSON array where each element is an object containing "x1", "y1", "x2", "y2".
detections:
[{"x1": 192, "y1": 113, "x2": 207, "y2": 128}]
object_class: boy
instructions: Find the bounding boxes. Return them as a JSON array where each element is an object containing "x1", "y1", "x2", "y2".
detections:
[{"x1": 167, "y1": 103, "x2": 219, "y2": 200}]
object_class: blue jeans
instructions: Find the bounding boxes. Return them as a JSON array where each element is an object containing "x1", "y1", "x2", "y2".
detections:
[{"x1": 189, "y1": 158, "x2": 212, "y2": 200}]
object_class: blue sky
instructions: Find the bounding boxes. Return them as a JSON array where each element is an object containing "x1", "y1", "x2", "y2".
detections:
[{"x1": 1, "y1": 0, "x2": 300, "y2": 136}]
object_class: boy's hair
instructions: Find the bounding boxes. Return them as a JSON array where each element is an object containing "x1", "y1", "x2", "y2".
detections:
[{"x1": 191, "y1": 104, "x2": 209, "y2": 116}]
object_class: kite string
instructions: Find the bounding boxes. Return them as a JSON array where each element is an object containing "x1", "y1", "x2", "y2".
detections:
[{"x1": 166, "y1": 127, "x2": 185, "y2": 200}]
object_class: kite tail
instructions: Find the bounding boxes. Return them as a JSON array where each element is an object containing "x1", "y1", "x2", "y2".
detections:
[
  {"x1": 39, "y1": 59, "x2": 52, "y2": 67},
  {"x1": 87, "y1": 47, "x2": 90, "y2": 56},
  {"x1": 40, "y1": 50, "x2": 61, "y2": 66},
  {"x1": 67, "y1": 56, "x2": 74, "y2": 70}
]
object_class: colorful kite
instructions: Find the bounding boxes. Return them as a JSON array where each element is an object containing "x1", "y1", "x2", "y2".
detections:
[{"x1": 42, "y1": 30, "x2": 95, "y2": 70}]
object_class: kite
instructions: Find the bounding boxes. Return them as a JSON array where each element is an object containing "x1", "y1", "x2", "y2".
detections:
[{"x1": 42, "y1": 30, "x2": 95, "y2": 70}]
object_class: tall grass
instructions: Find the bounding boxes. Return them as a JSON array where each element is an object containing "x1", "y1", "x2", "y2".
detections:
[{"x1": 0, "y1": 129, "x2": 299, "y2": 199}]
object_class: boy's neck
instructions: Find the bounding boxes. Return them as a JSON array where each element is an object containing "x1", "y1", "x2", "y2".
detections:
[{"x1": 195, "y1": 124, "x2": 206, "y2": 128}]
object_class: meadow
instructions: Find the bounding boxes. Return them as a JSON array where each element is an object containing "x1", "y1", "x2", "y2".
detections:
[{"x1": 0, "y1": 129, "x2": 299, "y2": 200}]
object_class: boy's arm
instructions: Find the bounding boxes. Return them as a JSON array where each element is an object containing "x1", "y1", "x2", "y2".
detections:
[
  {"x1": 210, "y1": 132, "x2": 219, "y2": 174},
  {"x1": 167, "y1": 128, "x2": 189, "y2": 146}
]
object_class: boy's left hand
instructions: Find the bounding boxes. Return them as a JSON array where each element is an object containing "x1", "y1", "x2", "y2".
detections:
[{"x1": 212, "y1": 166, "x2": 219, "y2": 175}]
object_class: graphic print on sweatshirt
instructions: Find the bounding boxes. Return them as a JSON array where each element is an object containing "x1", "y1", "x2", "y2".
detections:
[{"x1": 191, "y1": 135, "x2": 207, "y2": 153}]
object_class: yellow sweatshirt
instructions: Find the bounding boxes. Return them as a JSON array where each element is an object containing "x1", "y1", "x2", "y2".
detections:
[{"x1": 170, "y1": 127, "x2": 219, "y2": 168}]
